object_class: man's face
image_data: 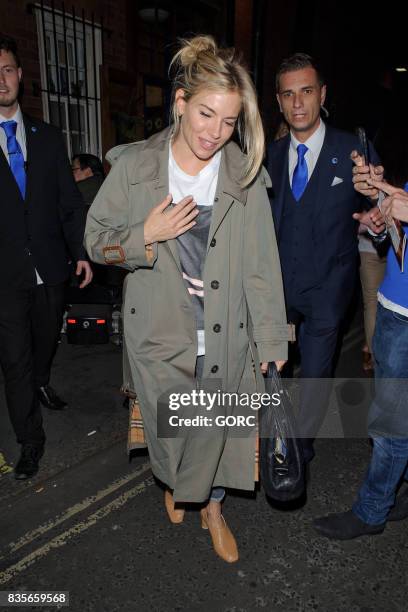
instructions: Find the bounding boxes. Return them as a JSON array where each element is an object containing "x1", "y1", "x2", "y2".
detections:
[
  {"x1": 276, "y1": 66, "x2": 326, "y2": 142},
  {"x1": 0, "y1": 50, "x2": 22, "y2": 114},
  {"x1": 71, "y1": 159, "x2": 93, "y2": 182}
]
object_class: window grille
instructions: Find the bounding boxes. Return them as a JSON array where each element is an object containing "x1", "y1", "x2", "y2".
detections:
[{"x1": 30, "y1": 1, "x2": 103, "y2": 158}]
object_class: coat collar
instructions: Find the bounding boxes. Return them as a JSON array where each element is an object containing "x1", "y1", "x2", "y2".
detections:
[
  {"x1": 135, "y1": 126, "x2": 248, "y2": 204},
  {"x1": 118, "y1": 127, "x2": 249, "y2": 270}
]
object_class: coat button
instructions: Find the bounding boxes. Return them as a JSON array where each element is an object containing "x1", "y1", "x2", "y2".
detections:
[
  {"x1": 130, "y1": 308, "x2": 136, "y2": 314},
  {"x1": 211, "y1": 365, "x2": 219, "y2": 373},
  {"x1": 214, "y1": 197, "x2": 219, "y2": 202},
  {"x1": 213, "y1": 324, "x2": 221, "y2": 333},
  {"x1": 211, "y1": 280, "x2": 219, "y2": 289},
  {"x1": 210, "y1": 238, "x2": 216, "y2": 247},
  {"x1": 240, "y1": 322, "x2": 244, "y2": 328}
]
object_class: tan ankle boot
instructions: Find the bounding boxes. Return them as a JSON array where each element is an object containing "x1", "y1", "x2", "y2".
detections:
[
  {"x1": 164, "y1": 490, "x2": 185, "y2": 524},
  {"x1": 200, "y1": 508, "x2": 239, "y2": 563}
]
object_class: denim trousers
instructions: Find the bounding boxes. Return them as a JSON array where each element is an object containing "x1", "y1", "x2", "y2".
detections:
[
  {"x1": 352, "y1": 303, "x2": 408, "y2": 524},
  {"x1": 195, "y1": 355, "x2": 225, "y2": 504}
]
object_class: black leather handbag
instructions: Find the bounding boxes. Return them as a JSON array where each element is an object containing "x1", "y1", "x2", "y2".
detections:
[{"x1": 259, "y1": 363, "x2": 305, "y2": 501}]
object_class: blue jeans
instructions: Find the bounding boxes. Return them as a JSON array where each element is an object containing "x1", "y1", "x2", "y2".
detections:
[{"x1": 353, "y1": 303, "x2": 408, "y2": 524}]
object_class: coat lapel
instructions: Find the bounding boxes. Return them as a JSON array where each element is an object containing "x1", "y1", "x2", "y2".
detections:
[
  {"x1": 142, "y1": 128, "x2": 182, "y2": 272},
  {"x1": 207, "y1": 140, "x2": 246, "y2": 252},
  {"x1": 138, "y1": 130, "x2": 247, "y2": 265}
]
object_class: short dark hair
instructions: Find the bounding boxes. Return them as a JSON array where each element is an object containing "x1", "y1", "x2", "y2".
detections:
[
  {"x1": 72, "y1": 153, "x2": 105, "y2": 177},
  {"x1": 276, "y1": 53, "x2": 324, "y2": 92},
  {"x1": 0, "y1": 34, "x2": 21, "y2": 68}
]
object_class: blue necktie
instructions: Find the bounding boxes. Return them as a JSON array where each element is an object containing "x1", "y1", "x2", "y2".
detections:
[
  {"x1": 1, "y1": 120, "x2": 26, "y2": 198},
  {"x1": 292, "y1": 143, "x2": 308, "y2": 202}
]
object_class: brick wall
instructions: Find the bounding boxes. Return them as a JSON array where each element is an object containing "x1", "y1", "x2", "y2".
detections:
[
  {"x1": 1, "y1": 0, "x2": 43, "y2": 117},
  {"x1": 1, "y1": 0, "x2": 128, "y2": 121}
]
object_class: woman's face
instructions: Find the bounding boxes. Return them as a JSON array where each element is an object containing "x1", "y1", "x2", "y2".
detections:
[{"x1": 174, "y1": 88, "x2": 242, "y2": 162}]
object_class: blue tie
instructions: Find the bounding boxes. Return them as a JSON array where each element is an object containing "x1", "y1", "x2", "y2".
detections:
[
  {"x1": 1, "y1": 120, "x2": 26, "y2": 198},
  {"x1": 292, "y1": 143, "x2": 308, "y2": 202}
]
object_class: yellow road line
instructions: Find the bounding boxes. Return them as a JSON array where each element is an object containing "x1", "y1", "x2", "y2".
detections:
[
  {"x1": 6, "y1": 462, "x2": 151, "y2": 555},
  {"x1": 0, "y1": 453, "x2": 13, "y2": 475},
  {"x1": 0, "y1": 475, "x2": 155, "y2": 585}
]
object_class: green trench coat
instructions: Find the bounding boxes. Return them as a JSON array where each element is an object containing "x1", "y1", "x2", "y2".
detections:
[{"x1": 84, "y1": 128, "x2": 289, "y2": 502}]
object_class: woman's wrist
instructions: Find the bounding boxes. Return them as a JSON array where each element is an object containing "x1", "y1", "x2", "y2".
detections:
[{"x1": 144, "y1": 224, "x2": 154, "y2": 246}]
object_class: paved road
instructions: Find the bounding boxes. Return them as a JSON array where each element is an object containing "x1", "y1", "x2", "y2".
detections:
[{"x1": 0, "y1": 318, "x2": 407, "y2": 611}]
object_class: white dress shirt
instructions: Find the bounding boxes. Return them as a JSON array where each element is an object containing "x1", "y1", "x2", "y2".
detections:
[
  {"x1": 288, "y1": 119, "x2": 326, "y2": 186},
  {"x1": 0, "y1": 105, "x2": 43, "y2": 284}
]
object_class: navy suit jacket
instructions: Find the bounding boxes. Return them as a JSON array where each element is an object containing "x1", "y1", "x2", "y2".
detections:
[
  {"x1": 266, "y1": 125, "x2": 379, "y2": 323},
  {"x1": 0, "y1": 114, "x2": 87, "y2": 288}
]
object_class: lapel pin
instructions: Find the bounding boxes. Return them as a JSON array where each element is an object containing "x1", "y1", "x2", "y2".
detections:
[
  {"x1": 331, "y1": 157, "x2": 338, "y2": 165},
  {"x1": 31, "y1": 127, "x2": 37, "y2": 133}
]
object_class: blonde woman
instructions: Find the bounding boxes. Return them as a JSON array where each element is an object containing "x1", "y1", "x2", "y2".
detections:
[{"x1": 85, "y1": 36, "x2": 288, "y2": 563}]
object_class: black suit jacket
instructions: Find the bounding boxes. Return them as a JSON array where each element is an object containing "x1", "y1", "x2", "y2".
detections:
[
  {"x1": 0, "y1": 114, "x2": 87, "y2": 288},
  {"x1": 266, "y1": 125, "x2": 379, "y2": 323}
]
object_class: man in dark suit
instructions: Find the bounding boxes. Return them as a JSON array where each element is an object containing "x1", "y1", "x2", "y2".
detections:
[
  {"x1": 266, "y1": 53, "x2": 383, "y2": 465},
  {"x1": 0, "y1": 35, "x2": 92, "y2": 479}
]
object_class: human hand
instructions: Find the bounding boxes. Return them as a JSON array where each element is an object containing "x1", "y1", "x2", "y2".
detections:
[
  {"x1": 352, "y1": 206, "x2": 385, "y2": 234},
  {"x1": 143, "y1": 194, "x2": 199, "y2": 245},
  {"x1": 260, "y1": 360, "x2": 286, "y2": 374},
  {"x1": 351, "y1": 150, "x2": 384, "y2": 200},
  {"x1": 76, "y1": 260, "x2": 93, "y2": 288},
  {"x1": 367, "y1": 179, "x2": 408, "y2": 223}
]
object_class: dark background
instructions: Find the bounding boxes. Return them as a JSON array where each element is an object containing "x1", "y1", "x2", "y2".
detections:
[{"x1": 2, "y1": 0, "x2": 407, "y2": 159}]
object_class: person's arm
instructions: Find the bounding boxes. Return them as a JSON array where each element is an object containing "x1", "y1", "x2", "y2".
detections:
[
  {"x1": 84, "y1": 150, "x2": 198, "y2": 270},
  {"x1": 56, "y1": 131, "x2": 92, "y2": 287},
  {"x1": 243, "y1": 169, "x2": 289, "y2": 372}
]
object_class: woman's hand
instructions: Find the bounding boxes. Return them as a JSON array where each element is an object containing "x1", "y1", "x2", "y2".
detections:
[
  {"x1": 367, "y1": 179, "x2": 408, "y2": 223},
  {"x1": 260, "y1": 360, "x2": 286, "y2": 374},
  {"x1": 144, "y1": 194, "x2": 199, "y2": 245}
]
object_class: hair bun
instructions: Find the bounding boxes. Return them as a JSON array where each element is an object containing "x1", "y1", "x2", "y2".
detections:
[{"x1": 177, "y1": 35, "x2": 217, "y2": 68}]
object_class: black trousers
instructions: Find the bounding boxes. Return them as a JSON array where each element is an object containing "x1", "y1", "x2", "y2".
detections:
[
  {"x1": 286, "y1": 304, "x2": 340, "y2": 462},
  {"x1": 0, "y1": 283, "x2": 65, "y2": 446}
]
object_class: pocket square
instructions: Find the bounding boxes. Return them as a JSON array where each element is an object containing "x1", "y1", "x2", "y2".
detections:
[{"x1": 331, "y1": 176, "x2": 343, "y2": 186}]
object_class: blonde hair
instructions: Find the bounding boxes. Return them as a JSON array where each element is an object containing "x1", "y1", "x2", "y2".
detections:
[{"x1": 169, "y1": 35, "x2": 264, "y2": 188}]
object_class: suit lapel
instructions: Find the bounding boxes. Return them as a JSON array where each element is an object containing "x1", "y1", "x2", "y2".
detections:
[
  {"x1": 23, "y1": 114, "x2": 42, "y2": 206},
  {"x1": 268, "y1": 135, "x2": 290, "y2": 237},
  {"x1": 270, "y1": 135, "x2": 290, "y2": 236},
  {"x1": 313, "y1": 127, "x2": 340, "y2": 220}
]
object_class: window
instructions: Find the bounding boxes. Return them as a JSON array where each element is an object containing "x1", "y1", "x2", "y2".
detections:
[{"x1": 34, "y1": 3, "x2": 102, "y2": 158}]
